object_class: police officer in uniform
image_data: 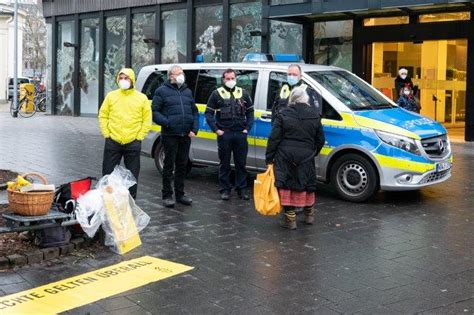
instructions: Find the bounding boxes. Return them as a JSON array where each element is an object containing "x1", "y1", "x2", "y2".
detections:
[
  {"x1": 205, "y1": 69, "x2": 254, "y2": 201},
  {"x1": 272, "y1": 64, "x2": 322, "y2": 122}
]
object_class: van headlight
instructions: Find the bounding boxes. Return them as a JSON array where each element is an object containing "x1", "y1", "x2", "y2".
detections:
[{"x1": 375, "y1": 130, "x2": 421, "y2": 155}]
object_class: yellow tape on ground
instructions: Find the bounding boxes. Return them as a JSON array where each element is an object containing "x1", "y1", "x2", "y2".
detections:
[{"x1": 0, "y1": 256, "x2": 193, "y2": 315}]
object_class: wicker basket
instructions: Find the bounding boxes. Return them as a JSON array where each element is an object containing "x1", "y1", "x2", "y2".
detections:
[{"x1": 7, "y1": 172, "x2": 54, "y2": 216}]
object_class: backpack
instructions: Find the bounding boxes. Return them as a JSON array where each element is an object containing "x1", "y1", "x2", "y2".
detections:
[{"x1": 54, "y1": 177, "x2": 95, "y2": 213}]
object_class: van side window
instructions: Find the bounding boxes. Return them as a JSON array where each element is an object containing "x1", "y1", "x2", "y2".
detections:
[
  {"x1": 142, "y1": 71, "x2": 167, "y2": 100},
  {"x1": 322, "y1": 98, "x2": 342, "y2": 120},
  {"x1": 267, "y1": 72, "x2": 286, "y2": 110},
  {"x1": 195, "y1": 69, "x2": 258, "y2": 105},
  {"x1": 142, "y1": 70, "x2": 198, "y2": 100}
]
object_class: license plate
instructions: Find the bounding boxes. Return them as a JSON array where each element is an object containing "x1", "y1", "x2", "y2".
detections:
[{"x1": 435, "y1": 161, "x2": 451, "y2": 172}]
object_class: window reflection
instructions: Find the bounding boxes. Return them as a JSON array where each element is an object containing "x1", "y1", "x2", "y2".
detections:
[
  {"x1": 269, "y1": 21, "x2": 302, "y2": 55},
  {"x1": 132, "y1": 13, "x2": 156, "y2": 75},
  {"x1": 314, "y1": 20, "x2": 353, "y2": 71},
  {"x1": 230, "y1": 2, "x2": 262, "y2": 62},
  {"x1": 80, "y1": 18, "x2": 99, "y2": 115},
  {"x1": 104, "y1": 16, "x2": 126, "y2": 96},
  {"x1": 195, "y1": 6, "x2": 223, "y2": 63},
  {"x1": 161, "y1": 10, "x2": 187, "y2": 64},
  {"x1": 56, "y1": 20, "x2": 75, "y2": 116}
]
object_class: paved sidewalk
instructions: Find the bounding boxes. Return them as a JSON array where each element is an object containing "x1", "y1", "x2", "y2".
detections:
[{"x1": 0, "y1": 108, "x2": 473, "y2": 314}]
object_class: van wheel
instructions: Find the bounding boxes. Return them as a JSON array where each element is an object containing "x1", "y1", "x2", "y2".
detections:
[
  {"x1": 153, "y1": 142, "x2": 192, "y2": 175},
  {"x1": 330, "y1": 153, "x2": 378, "y2": 202}
]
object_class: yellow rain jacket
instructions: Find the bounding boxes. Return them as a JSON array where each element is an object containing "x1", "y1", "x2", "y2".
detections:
[{"x1": 99, "y1": 68, "x2": 152, "y2": 145}]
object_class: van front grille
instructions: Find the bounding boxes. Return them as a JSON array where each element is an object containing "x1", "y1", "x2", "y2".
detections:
[
  {"x1": 420, "y1": 169, "x2": 451, "y2": 184},
  {"x1": 420, "y1": 135, "x2": 450, "y2": 159}
]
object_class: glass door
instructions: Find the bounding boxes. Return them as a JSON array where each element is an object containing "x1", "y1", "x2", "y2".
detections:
[{"x1": 371, "y1": 39, "x2": 467, "y2": 128}]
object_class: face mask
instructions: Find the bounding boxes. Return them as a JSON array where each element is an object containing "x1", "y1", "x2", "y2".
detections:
[
  {"x1": 400, "y1": 74, "x2": 407, "y2": 80},
  {"x1": 225, "y1": 80, "x2": 236, "y2": 89},
  {"x1": 287, "y1": 75, "x2": 299, "y2": 86},
  {"x1": 175, "y1": 74, "x2": 185, "y2": 85},
  {"x1": 403, "y1": 90, "x2": 410, "y2": 96},
  {"x1": 118, "y1": 79, "x2": 131, "y2": 90}
]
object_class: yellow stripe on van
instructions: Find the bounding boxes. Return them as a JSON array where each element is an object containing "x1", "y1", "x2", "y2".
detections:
[
  {"x1": 353, "y1": 115, "x2": 420, "y2": 140},
  {"x1": 374, "y1": 154, "x2": 434, "y2": 173}
]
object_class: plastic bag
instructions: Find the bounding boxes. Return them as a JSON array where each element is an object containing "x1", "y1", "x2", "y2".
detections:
[
  {"x1": 75, "y1": 166, "x2": 150, "y2": 254},
  {"x1": 253, "y1": 164, "x2": 281, "y2": 216},
  {"x1": 76, "y1": 189, "x2": 103, "y2": 238}
]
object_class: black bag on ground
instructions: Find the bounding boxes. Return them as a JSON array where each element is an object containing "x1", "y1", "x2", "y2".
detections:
[{"x1": 34, "y1": 226, "x2": 71, "y2": 248}]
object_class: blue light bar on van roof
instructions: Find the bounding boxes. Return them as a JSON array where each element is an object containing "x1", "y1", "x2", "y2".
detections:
[{"x1": 243, "y1": 53, "x2": 304, "y2": 63}]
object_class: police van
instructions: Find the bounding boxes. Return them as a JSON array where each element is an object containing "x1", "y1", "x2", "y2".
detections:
[{"x1": 135, "y1": 60, "x2": 452, "y2": 202}]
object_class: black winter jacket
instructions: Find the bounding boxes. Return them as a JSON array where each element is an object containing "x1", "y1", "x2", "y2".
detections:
[
  {"x1": 265, "y1": 103, "x2": 325, "y2": 192},
  {"x1": 152, "y1": 81, "x2": 199, "y2": 136}
]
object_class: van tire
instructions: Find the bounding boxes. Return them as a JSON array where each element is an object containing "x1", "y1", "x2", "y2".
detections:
[
  {"x1": 154, "y1": 142, "x2": 192, "y2": 175},
  {"x1": 330, "y1": 153, "x2": 378, "y2": 202}
]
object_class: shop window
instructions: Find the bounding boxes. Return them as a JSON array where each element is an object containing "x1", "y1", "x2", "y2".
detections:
[
  {"x1": 161, "y1": 10, "x2": 187, "y2": 63},
  {"x1": 314, "y1": 20, "x2": 353, "y2": 71},
  {"x1": 132, "y1": 13, "x2": 156, "y2": 75},
  {"x1": 56, "y1": 20, "x2": 75, "y2": 116},
  {"x1": 419, "y1": 12, "x2": 470, "y2": 23},
  {"x1": 230, "y1": 2, "x2": 262, "y2": 62},
  {"x1": 195, "y1": 6, "x2": 223, "y2": 62},
  {"x1": 269, "y1": 21, "x2": 302, "y2": 55},
  {"x1": 80, "y1": 18, "x2": 99, "y2": 116},
  {"x1": 363, "y1": 16, "x2": 409, "y2": 27},
  {"x1": 195, "y1": 69, "x2": 258, "y2": 105},
  {"x1": 104, "y1": 16, "x2": 126, "y2": 96}
]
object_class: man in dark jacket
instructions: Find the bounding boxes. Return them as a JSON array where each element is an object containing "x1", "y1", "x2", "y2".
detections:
[
  {"x1": 272, "y1": 64, "x2": 322, "y2": 122},
  {"x1": 205, "y1": 69, "x2": 254, "y2": 201},
  {"x1": 152, "y1": 65, "x2": 199, "y2": 208}
]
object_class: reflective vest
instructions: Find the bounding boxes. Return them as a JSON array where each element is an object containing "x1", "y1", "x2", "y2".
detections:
[
  {"x1": 279, "y1": 83, "x2": 307, "y2": 99},
  {"x1": 217, "y1": 86, "x2": 243, "y2": 100}
]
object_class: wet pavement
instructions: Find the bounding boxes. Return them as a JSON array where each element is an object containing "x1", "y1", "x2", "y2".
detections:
[{"x1": 0, "y1": 106, "x2": 473, "y2": 314}]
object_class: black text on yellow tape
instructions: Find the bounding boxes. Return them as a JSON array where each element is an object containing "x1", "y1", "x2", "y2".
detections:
[{"x1": 0, "y1": 256, "x2": 193, "y2": 314}]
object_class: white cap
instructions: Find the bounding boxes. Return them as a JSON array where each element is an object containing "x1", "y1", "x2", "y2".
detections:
[{"x1": 399, "y1": 68, "x2": 408, "y2": 75}]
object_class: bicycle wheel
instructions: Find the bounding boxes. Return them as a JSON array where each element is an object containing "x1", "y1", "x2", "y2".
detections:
[
  {"x1": 17, "y1": 98, "x2": 36, "y2": 118},
  {"x1": 37, "y1": 97, "x2": 46, "y2": 112}
]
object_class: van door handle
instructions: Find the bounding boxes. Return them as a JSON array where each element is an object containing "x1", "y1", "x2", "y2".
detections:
[{"x1": 260, "y1": 113, "x2": 272, "y2": 120}]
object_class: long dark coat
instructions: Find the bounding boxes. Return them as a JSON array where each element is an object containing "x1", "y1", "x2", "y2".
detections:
[{"x1": 265, "y1": 103, "x2": 325, "y2": 192}]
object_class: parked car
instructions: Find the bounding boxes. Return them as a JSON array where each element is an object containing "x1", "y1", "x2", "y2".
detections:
[
  {"x1": 6, "y1": 77, "x2": 31, "y2": 100},
  {"x1": 135, "y1": 62, "x2": 452, "y2": 202}
]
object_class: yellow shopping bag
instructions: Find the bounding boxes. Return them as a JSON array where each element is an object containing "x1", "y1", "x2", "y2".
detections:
[{"x1": 253, "y1": 164, "x2": 281, "y2": 216}]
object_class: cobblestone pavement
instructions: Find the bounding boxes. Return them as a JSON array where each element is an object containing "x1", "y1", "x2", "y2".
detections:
[{"x1": 0, "y1": 105, "x2": 473, "y2": 314}]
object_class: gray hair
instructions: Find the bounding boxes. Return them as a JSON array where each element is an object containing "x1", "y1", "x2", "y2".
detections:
[
  {"x1": 288, "y1": 64, "x2": 303, "y2": 75},
  {"x1": 167, "y1": 64, "x2": 182, "y2": 76},
  {"x1": 288, "y1": 86, "x2": 309, "y2": 105}
]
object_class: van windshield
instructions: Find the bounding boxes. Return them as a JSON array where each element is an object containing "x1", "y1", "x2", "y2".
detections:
[{"x1": 308, "y1": 71, "x2": 395, "y2": 110}]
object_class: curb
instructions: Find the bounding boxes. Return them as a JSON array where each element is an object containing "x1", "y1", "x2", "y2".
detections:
[{"x1": 0, "y1": 236, "x2": 90, "y2": 270}]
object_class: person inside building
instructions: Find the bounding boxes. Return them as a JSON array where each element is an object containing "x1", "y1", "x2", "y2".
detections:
[
  {"x1": 271, "y1": 64, "x2": 322, "y2": 122},
  {"x1": 394, "y1": 68, "x2": 414, "y2": 101},
  {"x1": 397, "y1": 85, "x2": 420, "y2": 113},
  {"x1": 99, "y1": 68, "x2": 152, "y2": 199},
  {"x1": 265, "y1": 87, "x2": 325, "y2": 230},
  {"x1": 205, "y1": 68, "x2": 254, "y2": 201},
  {"x1": 152, "y1": 65, "x2": 199, "y2": 208}
]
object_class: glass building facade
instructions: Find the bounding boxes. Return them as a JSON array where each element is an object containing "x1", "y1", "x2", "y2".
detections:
[{"x1": 42, "y1": 0, "x2": 474, "y2": 141}]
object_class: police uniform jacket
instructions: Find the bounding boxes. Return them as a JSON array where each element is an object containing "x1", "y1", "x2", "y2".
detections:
[{"x1": 205, "y1": 86, "x2": 254, "y2": 132}]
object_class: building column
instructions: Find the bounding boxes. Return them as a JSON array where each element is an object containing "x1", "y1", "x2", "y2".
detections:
[{"x1": 465, "y1": 10, "x2": 474, "y2": 141}]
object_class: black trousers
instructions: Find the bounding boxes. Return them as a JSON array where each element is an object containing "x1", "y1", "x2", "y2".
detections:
[
  {"x1": 217, "y1": 131, "x2": 248, "y2": 193},
  {"x1": 102, "y1": 138, "x2": 141, "y2": 199},
  {"x1": 162, "y1": 135, "x2": 191, "y2": 199}
]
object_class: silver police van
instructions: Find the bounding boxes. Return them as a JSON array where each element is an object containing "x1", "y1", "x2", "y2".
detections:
[{"x1": 135, "y1": 62, "x2": 452, "y2": 202}]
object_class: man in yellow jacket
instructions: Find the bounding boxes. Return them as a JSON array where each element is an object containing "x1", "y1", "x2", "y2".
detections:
[{"x1": 99, "y1": 68, "x2": 152, "y2": 199}]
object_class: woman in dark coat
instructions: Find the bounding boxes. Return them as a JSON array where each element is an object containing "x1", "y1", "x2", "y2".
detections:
[{"x1": 265, "y1": 87, "x2": 325, "y2": 230}]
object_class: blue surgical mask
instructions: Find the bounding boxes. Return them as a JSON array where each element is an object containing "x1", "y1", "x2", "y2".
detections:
[{"x1": 287, "y1": 75, "x2": 299, "y2": 86}]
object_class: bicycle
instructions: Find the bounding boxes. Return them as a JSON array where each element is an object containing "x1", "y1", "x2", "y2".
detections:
[
  {"x1": 10, "y1": 91, "x2": 36, "y2": 118},
  {"x1": 10, "y1": 90, "x2": 46, "y2": 118}
]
